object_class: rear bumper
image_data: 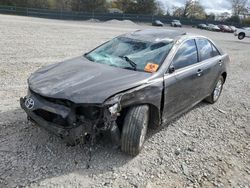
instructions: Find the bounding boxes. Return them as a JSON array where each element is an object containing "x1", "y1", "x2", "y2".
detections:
[{"x1": 20, "y1": 97, "x2": 89, "y2": 144}]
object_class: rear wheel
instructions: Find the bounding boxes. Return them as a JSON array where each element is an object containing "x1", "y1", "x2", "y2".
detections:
[
  {"x1": 205, "y1": 76, "x2": 224, "y2": 104},
  {"x1": 238, "y1": 32, "x2": 245, "y2": 40},
  {"x1": 121, "y1": 105, "x2": 149, "y2": 156}
]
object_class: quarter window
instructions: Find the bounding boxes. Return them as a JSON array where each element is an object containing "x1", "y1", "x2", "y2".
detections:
[{"x1": 172, "y1": 39, "x2": 198, "y2": 70}]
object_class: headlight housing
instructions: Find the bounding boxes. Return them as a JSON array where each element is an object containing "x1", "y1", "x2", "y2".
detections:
[{"x1": 108, "y1": 103, "x2": 121, "y2": 116}]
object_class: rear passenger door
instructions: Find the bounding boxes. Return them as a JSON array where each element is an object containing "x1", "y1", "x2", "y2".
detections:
[{"x1": 195, "y1": 38, "x2": 222, "y2": 97}]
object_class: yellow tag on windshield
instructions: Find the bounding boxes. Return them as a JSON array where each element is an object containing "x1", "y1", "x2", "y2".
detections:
[{"x1": 144, "y1": 63, "x2": 159, "y2": 73}]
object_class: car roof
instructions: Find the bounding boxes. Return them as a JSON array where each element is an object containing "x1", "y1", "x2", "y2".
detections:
[
  {"x1": 121, "y1": 29, "x2": 224, "y2": 54},
  {"x1": 121, "y1": 29, "x2": 187, "y2": 43}
]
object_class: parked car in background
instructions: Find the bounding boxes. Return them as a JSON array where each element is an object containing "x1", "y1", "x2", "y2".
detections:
[
  {"x1": 207, "y1": 24, "x2": 221, "y2": 32},
  {"x1": 197, "y1": 24, "x2": 208, "y2": 30},
  {"x1": 152, "y1": 20, "x2": 164, "y2": 27},
  {"x1": 234, "y1": 27, "x2": 250, "y2": 40},
  {"x1": 218, "y1": 25, "x2": 233, "y2": 33},
  {"x1": 171, "y1": 20, "x2": 182, "y2": 27},
  {"x1": 229, "y1": 26, "x2": 237, "y2": 32},
  {"x1": 20, "y1": 29, "x2": 229, "y2": 156}
]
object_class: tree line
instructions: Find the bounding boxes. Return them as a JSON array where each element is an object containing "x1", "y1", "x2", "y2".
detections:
[
  {"x1": 0, "y1": 0, "x2": 156, "y2": 13},
  {"x1": 0, "y1": 0, "x2": 105, "y2": 11},
  {"x1": 0, "y1": 0, "x2": 249, "y2": 24}
]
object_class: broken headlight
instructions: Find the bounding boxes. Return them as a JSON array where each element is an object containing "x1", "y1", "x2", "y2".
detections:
[{"x1": 108, "y1": 103, "x2": 121, "y2": 116}]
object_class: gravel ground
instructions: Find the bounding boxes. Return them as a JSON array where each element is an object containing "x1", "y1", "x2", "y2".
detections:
[{"x1": 0, "y1": 14, "x2": 250, "y2": 188}]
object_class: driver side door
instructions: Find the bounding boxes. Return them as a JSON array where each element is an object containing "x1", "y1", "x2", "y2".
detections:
[{"x1": 162, "y1": 39, "x2": 204, "y2": 123}]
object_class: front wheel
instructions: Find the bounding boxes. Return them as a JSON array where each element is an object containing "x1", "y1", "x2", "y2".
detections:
[
  {"x1": 121, "y1": 105, "x2": 149, "y2": 156},
  {"x1": 205, "y1": 76, "x2": 224, "y2": 104}
]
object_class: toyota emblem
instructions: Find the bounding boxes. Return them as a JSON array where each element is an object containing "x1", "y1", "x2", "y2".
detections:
[{"x1": 25, "y1": 98, "x2": 35, "y2": 109}]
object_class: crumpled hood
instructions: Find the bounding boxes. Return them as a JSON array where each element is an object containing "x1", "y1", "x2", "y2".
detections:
[{"x1": 28, "y1": 56, "x2": 151, "y2": 104}]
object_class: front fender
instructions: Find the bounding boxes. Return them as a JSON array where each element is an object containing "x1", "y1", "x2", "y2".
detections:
[{"x1": 104, "y1": 77, "x2": 164, "y2": 127}]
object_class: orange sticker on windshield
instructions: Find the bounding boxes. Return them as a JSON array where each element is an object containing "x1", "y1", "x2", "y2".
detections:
[{"x1": 144, "y1": 63, "x2": 159, "y2": 73}]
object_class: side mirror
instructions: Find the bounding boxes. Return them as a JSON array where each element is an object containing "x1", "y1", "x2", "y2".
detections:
[{"x1": 168, "y1": 65, "x2": 175, "y2": 73}]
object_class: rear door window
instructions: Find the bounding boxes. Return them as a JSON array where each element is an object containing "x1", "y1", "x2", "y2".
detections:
[
  {"x1": 211, "y1": 43, "x2": 220, "y2": 56},
  {"x1": 196, "y1": 39, "x2": 213, "y2": 61},
  {"x1": 196, "y1": 38, "x2": 220, "y2": 61},
  {"x1": 172, "y1": 39, "x2": 198, "y2": 70}
]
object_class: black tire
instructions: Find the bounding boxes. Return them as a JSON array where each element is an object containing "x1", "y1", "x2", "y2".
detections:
[
  {"x1": 238, "y1": 32, "x2": 245, "y2": 40},
  {"x1": 121, "y1": 105, "x2": 149, "y2": 156},
  {"x1": 205, "y1": 76, "x2": 224, "y2": 104}
]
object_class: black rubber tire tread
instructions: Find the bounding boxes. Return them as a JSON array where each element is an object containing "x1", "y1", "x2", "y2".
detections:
[
  {"x1": 205, "y1": 76, "x2": 224, "y2": 104},
  {"x1": 121, "y1": 105, "x2": 149, "y2": 156}
]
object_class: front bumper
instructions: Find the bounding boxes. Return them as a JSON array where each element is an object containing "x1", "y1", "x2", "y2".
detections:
[{"x1": 20, "y1": 96, "x2": 90, "y2": 144}]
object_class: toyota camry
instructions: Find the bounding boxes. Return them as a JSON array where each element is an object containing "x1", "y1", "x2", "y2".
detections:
[{"x1": 20, "y1": 29, "x2": 229, "y2": 155}]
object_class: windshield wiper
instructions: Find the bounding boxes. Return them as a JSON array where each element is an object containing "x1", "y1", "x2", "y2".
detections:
[{"x1": 119, "y1": 56, "x2": 137, "y2": 70}]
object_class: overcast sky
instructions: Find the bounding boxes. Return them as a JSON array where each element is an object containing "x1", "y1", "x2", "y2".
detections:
[{"x1": 158, "y1": 0, "x2": 250, "y2": 14}]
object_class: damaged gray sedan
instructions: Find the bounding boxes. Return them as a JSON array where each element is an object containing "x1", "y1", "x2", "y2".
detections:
[{"x1": 20, "y1": 29, "x2": 229, "y2": 155}]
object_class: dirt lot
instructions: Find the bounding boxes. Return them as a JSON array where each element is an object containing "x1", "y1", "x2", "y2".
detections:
[{"x1": 0, "y1": 14, "x2": 250, "y2": 188}]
